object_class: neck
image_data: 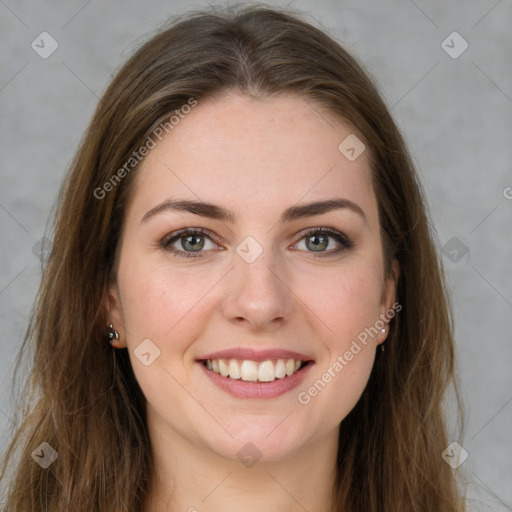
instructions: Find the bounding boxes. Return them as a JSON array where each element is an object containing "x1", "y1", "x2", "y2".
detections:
[{"x1": 143, "y1": 414, "x2": 339, "y2": 512}]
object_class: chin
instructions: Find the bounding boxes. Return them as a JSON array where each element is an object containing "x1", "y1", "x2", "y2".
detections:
[{"x1": 201, "y1": 415, "x2": 316, "y2": 464}]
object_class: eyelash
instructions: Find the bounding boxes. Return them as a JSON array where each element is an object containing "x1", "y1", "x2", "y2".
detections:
[{"x1": 159, "y1": 227, "x2": 354, "y2": 259}]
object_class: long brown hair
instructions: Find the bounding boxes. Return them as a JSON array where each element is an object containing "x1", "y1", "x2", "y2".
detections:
[{"x1": 1, "y1": 4, "x2": 466, "y2": 510}]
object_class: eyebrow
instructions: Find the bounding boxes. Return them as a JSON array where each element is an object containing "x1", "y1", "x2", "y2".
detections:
[{"x1": 140, "y1": 197, "x2": 367, "y2": 225}]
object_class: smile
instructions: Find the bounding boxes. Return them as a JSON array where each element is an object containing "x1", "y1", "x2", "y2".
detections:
[
  {"x1": 197, "y1": 347, "x2": 314, "y2": 399},
  {"x1": 203, "y1": 358, "x2": 307, "y2": 383}
]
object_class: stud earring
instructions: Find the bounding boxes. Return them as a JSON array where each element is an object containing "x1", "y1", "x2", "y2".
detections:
[{"x1": 108, "y1": 324, "x2": 119, "y2": 346}]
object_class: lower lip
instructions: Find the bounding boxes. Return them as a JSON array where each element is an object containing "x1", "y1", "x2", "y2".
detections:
[{"x1": 198, "y1": 361, "x2": 313, "y2": 399}]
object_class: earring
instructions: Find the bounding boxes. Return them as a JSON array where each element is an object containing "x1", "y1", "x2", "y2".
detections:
[
  {"x1": 108, "y1": 324, "x2": 119, "y2": 346},
  {"x1": 381, "y1": 327, "x2": 386, "y2": 352}
]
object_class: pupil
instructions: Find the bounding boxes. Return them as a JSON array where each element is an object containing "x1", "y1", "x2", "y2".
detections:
[
  {"x1": 183, "y1": 235, "x2": 204, "y2": 251},
  {"x1": 308, "y1": 235, "x2": 327, "y2": 251}
]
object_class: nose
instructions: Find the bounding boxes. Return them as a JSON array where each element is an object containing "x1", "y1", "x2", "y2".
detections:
[{"x1": 221, "y1": 247, "x2": 294, "y2": 332}]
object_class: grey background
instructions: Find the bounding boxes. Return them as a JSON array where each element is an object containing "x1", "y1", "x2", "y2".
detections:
[{"x1": 1, "y1": 0, "x2": 511, "y2": 509}]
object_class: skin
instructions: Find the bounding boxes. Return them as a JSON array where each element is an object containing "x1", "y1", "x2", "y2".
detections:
[{"x1": 108, "y1": 90, "x2": 399, "y2": 512}]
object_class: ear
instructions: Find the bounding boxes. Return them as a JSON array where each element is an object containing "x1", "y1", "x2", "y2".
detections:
[
  {"x1": 106, "y1": 278, "x2": 128, "y2": 349},
  {"x1": 377, "y1": 259, "x2": 400, "y2": 344}
]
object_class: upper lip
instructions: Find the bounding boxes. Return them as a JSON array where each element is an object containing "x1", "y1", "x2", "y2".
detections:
[{"x1": 198, "y1": 347, "x2": 314, "y2": 362}]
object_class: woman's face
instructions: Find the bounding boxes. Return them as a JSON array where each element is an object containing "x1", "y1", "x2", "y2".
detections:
[{"x1": 109, "y1": 91, "x2": 398, "y2": 463}]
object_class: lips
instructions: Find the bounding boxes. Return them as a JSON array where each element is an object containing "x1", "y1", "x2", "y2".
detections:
[
  {"x1": 198, "y1": 347, "x2": 313, "y2": 362},
  {"x1": 196, "y1": 347, "x2": 314, "y2": 399}
]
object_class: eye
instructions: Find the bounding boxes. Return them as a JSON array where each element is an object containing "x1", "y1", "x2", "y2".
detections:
[
  {"x1": 160, "y1": 227, "x2": 353, "y2": 259},
  {"x1": 160, "y1": 228, "x2": 220, "y2": 258},
  {"x1": 293, "y1": 227, "x2": 353, "y2": 256}
]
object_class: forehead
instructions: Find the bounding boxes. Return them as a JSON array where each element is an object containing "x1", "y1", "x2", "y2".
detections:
[{"x1": 129, "y1": 91, "x2": 377, "y2": 225}]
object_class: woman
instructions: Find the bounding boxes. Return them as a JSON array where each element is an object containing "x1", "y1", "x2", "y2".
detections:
[{"x1": 0, "y1": 4, "x2": 466, "y2": 511}]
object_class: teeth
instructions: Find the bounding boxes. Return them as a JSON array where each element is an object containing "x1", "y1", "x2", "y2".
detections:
[
  {"x1": 219, "y1": 359, "x2": 229, "y2": 377},
  {"x1": 275, "y1": 359, "x2": 286, "y2": 378},
  {"x1": 228, "y1": 359, "x2": 241, "y2": 379},
  {"x1": 258, "y1": 360, "x2": 275, "y2": 382},
  {"x1": 204, "y1": 358, "x2": 306, "y2": 382},
  {"x1": 241, "y1": 360, "x2": 258, "y2": 381}
]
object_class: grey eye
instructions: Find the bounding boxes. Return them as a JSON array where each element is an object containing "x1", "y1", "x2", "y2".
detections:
[{"x1": 305, "y1": 233, "x2": 330, "y2": 252}]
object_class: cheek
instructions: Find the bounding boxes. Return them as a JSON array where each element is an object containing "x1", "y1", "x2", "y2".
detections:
[
  {"x1": 298, "y1": 262, "x2": 384, "y2": 347},
  {"x1": 319, "y1": 346, "x2": 376, "y2": 426},
  {"x1": 119, "y1": 265, "x2": 211, "y2": 396},
  {"x1": 292, "y1": 259, "x2": 382, "y2": 417},
  {"x1": 118, "y1": 256, "x2": 223, "y2": 359},
  {"x1": 296, "y1": 268, "x2": 379, "y2": 429},
  {"x1": 121, "y1": 270, "x2": 179, "y2": 337}
]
